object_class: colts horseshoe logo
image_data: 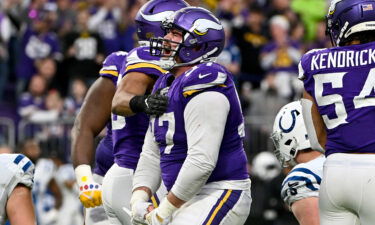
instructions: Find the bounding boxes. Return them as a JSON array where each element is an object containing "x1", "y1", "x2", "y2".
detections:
[{"x1": 279, "y1": 110, "x2": 300, "y2": 133}]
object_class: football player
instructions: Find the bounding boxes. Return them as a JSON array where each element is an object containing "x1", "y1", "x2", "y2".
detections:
[
  {"x1": 72, "y1": 1, "x2": 188, "y2": 223},
  {"x1": 271, "y1": 101, "x2": 324, "y2": 225},
  {"x1": 0, "y1": 154, "x2": 36, "y2": 225},
  {"x1": 299, "y1": 0, "x2": 375, "y2": 224},
  {"x1": 100, "y1": 0, "x2": 189, "y2": 224},
  {"x1": 129, "y1": 7, "x2": 252, "y2": 225}
]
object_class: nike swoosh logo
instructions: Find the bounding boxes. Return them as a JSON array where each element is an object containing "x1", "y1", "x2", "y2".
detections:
[{"x1": 198, "y1": 73, "x2": 211, "y2": 79}]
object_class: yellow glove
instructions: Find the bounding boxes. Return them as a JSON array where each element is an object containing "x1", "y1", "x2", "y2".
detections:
[{"x1": 75, "y1": 165, "x2": 102, "y2": 208}]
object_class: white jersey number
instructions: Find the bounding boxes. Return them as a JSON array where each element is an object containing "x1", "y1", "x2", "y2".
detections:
[{"x1": 314, "y1": 68, "x2": 375, "y2": 129}]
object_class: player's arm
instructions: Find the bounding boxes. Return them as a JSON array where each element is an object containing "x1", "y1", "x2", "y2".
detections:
[
  {"x1": 301, "y1": 90, "x2": 326, "y2": 152},
  {"x1": 71, "y1": 77, "x2": 115, "y2": 167},
  {"x1": 71, "y1": 77, "x2": 115, "y2": 208},
  {"x1": 112, "y1": 72, "x2": 168, "y2": 117},
  {"x1": 146, "y1": 91, "x2": 230, "y2": 224},
  {"x1": 131, "y1": 127, "x2": 162, "y2": 223},
  {"x1": 6, "y1": 185, "x2": 36, "y2": 225},
  {"x1": 291, "y1": 197, "x2": 320, "y2": 225}
]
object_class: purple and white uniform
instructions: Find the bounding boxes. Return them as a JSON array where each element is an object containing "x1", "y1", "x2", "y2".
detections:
[
  {"x1": 83, "y1": 51, "x2": 126, "y2": 225},
  {"x1": 299, "y1": 42, "x2": 375, "y2": 156},
  {"x1": 112, "y1": 46, "x2": 168, "y2": 170},
  {"x1": 152, "y1": 62, "x2": 249, "y2": 190},
  {"x1": 101, "y1": 47, "x2": 168, "y2": 224},
  {"x1": 134, "y1": 62, "x2": 252, "y2": 225},
  {"x1": 92, "y1": 51, "x2": 128, "y2": 178},
  {"x1": 300, "y1": 42, "x2": 375, "y2": 225}
]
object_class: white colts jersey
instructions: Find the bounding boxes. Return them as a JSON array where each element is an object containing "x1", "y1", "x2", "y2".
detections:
[
  {"x1": 0, "y1": 154, "x2": 35, "y2": 225},
  {"x1": 281, "y1": 155, "x2": 325, "y2": 207}
]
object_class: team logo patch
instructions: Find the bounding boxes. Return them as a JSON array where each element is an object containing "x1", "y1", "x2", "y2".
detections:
[
  {"x1": 363, "y1": 4, "x2": 373, "y2": 11},
  {"x1": 192, "y1": 19, "x2": 223, "y2": 36}
]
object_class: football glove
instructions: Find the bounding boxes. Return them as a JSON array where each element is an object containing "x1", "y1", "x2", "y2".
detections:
[
  {"x1": 145, "y1": 198, "x2": 177, "y2": 225},
  {"x1": 75, "y1": 165, "x2": 102, "y2": 208},
  {"x1": 129, "y1": 92, "x2": 168, "y2": 116},
  {"x1": 130, "y1": 190, "x2": 152, "y2": 225}
]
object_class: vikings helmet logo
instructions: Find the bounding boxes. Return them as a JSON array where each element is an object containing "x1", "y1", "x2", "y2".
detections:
[{"x1": 192, "y1": 19, "x2": 223, "y2": 36}]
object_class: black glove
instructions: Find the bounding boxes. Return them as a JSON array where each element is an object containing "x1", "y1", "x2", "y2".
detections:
[{"x1": 129, "y1": 94, "x2": 168, "y2": 116}]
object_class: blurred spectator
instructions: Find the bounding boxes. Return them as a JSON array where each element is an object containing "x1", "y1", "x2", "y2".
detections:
[
  {"x1": 118, "y1": 0, "x2": 144, "y2": 51},
  {"x1": 55, "y1": 162, "x2": 84, "y2": 225},
  {"x1": 217, "y1": 20, "x2": 241, "y2": 77},
  {"x1": 260, "y1": 15, "x2": 302, "y2": 99},
  {"x1": 62, "y1": 8, "x2": 105, "y2": 84},
  {"x1": 32, "y1": 150, "x2": 63, "y2": 225},
  {"x1": 34, "y1": 57, "x2": 57, "y2": 87},
  {"x1": 54, "y1": 0, "x2": 76, "y2": 38},
  {"x1": 64, "y1": 78, "x2": 87, "y2": 118},
  {"x1": 0, "y1": 144, "x2": 12, "y2": 154},
  {"x1": 307, "y1": 20, "x2": 331, "y2": 50},
  {"x1": 267, "y1": 0, "x2": 292, "y2": 18},
  {"x1": 233, "y1": 5, "x2": 267, "y2": 90},
  {"x1": 88, "y1": 0, "x2": 121, "y2": 54},
  {"x1": 16, "y1": 9, "x2": 62, "y2": 96},
  {"x1": 0, "y1": 10, "x2": 12, "y2": 101},
  {"x1": 17, "y1": 138, "x2": 41, "y2": 164},
  {"x1": 291, "y1": 0, "x2": 327, "y2": 41},
  {"x1": 246, "y1": 151, "x2": 297, "y2": 225},
  {"x1": 18, "y1": 75, "x2": 47, "y2": 120}
]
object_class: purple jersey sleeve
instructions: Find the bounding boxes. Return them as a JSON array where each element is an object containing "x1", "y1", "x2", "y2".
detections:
[
  {"x1": 99, "y1": 51, "x2": 128, "y2": 85},
  {"x1": 123, "y1": 46, "x2": 167, "y2": 80}
]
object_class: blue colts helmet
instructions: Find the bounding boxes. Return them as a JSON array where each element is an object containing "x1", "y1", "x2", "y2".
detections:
[
  {"x1": 326, "y1": 0, "x2": 375, "y2": 46},
  {"x1": 150, "y1": 7, "x2": 225, "y2": 68},
  {"x1": 135, "y1": 0, "x2": 189, "y2": 46}
]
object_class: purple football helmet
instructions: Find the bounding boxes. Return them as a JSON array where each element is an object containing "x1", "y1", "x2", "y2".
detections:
[
  {"x1": 150, "y1": 7, "x2": 225, "y2": 68},
  {"x1": 326, "y1": 0, "x2": 375, "y2": 46},
  {"x1": 135, "y1": 0, "x2": 189, "y2": 46}
]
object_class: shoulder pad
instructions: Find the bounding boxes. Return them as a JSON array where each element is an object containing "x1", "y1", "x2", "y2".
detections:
[
  {"x1": 13, "y1": 154, "x2": 35, "y2": 188},
  {"x1": 125, "y1": 46, "x2": 167, "y2": 78},
  {"x1": 181, "y1": 62, "x2": 228, "y2": 97},
  {"x1": 281, "y1": 165, "x2": 321, "y2": 207},
  {"x1": 100, "y1": 51, "x2": 128, "y2": 78},
  {"x1": 298, "y1": 48, "x2": 327, "y2": 80}
]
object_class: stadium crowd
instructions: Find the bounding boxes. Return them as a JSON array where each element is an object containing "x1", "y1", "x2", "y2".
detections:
[{"x1": 0, "y1": 0, "x2": 330, "y2": 224}]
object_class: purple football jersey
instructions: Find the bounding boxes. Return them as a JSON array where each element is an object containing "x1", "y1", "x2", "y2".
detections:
[
  {"x1": 112, "y1": 46, "x2": 167, "y2": 170},
  {"x1": 300, "y1": 41, "x2": 375, "y2": 156},
  {"x1": 151, "y1": 62, "x2": 249, "y2": 191},
  {"x1": 93, "y1": 51, "x2": 127, "y2": 176}
]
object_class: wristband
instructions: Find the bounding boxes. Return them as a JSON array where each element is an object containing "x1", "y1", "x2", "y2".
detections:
[{"x1": 129, "y1": 95, "x2": 147, "y2": 113}]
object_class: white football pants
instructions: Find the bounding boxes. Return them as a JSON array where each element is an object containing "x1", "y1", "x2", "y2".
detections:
[
  {"x1": 169, "y1": 186, "x2": 251, "y2": 225},
  {"x1": 85, "y1": 174, "x2": 111, "y2": 225},
  {"x1": 102, "y1": 163, "x2": 167, "y2": 225},
  {"x1": 320, "y1": 153, "x2": 375, "y2": 225}
]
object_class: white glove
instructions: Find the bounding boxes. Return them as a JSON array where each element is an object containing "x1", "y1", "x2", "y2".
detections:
[
  {"x1": 131, "y1": 190, "x2": 152, "y2": 225},
  {"x1": 145, "y1": 197, "x2": 177, "y2": 225},
  {"x1": 75, "y1": 165, "x2": 102, "y2": 208}
]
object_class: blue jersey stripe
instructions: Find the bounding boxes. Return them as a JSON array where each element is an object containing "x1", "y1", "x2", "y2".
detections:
[
  {"x1": 283, "y1": 176, "x2": 318, "y2": 191},
  {"x1": 22, "y1": 161, "x2": 32, "y2": 172},
  {"x1": 13, "y1": 154, "x2": 25, "y2": 165},
  {"x1": 292, "y1": 168, "x2": 322, "y2": 184}
]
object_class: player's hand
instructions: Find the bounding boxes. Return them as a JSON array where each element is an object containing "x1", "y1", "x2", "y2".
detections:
[
  {"x1": 78, "y1": 182, "x2": 102, "y2": 208},
  {"x1": 75, "y1": 165, "x2": 102, "y2": 208},
  {"x1": 145, "y1": 197, "x2": 177, "y2": 225},
  {"x1": 129, "y1": 94, "x2": 168, "y2": 116},
  {"x1": 131, "y1": 202, "x2": 154, "y2": 225},
  {"x1": 144, "y1": 94, "x2": 168, "y2": 116},
  {"x1": 145, "y1": 207, "x2": 171, "y2": 225}
]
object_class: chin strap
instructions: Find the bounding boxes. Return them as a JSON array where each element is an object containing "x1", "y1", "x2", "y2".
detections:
[{"x1": 163, "y1": 47, "x2": 219, "y2": 70}]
